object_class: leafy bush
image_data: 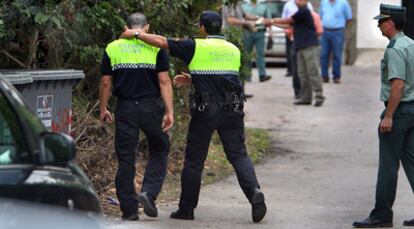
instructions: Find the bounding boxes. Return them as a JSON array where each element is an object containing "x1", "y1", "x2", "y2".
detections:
[{"x1": 1, "y1": 1, "x2": 255, "y2": 215}]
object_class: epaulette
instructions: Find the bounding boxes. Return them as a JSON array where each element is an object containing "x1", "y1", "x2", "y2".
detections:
[{"x1": 387, "y1": 39, "x2": 396, "y2": 48}]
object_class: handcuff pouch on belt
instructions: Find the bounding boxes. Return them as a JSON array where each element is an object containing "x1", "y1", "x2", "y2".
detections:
[
  {"x1": 232, "y1": 92, "x2": 244, "y2": 112},
  {"x1": 190, "y1": 92, "x2": 209, "y2": 112}
]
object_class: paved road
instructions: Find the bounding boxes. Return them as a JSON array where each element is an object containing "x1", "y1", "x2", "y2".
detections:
[{"x1": 107, "y1": 51, "x2": 414, "y2": 229}]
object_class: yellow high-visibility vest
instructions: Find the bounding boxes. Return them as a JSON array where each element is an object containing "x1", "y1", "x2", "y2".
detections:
[
  {"x1": 106, "y1": 38, "x2": 160, "y2": 71},
  {"x1": 188, "y1": 38, "x2": 241, "y2": 76}
]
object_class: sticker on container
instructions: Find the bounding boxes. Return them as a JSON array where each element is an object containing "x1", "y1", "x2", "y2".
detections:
[{"x1": 36, "y1": 95, "x2": 53, "y2": 129}]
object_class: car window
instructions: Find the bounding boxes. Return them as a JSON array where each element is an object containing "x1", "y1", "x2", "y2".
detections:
[{"x1": 0, "y1": 93, "x2": 30, "y2": 165}]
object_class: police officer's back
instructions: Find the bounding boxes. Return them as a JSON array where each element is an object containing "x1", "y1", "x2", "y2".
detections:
[
  {"x1": 99, "y1": 13, "x2": 173, "y2": 221},
  {"x1": 121, "y1": 10, "x2": 267, "y2": 223}
]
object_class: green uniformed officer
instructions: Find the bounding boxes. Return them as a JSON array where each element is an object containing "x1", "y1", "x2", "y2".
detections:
[
  {"x1": 241, "y1": 0, "x2": 272, "y2": 82},
  {"x1": 353, "y1": 4, "x2": 414, "y2": 228}
]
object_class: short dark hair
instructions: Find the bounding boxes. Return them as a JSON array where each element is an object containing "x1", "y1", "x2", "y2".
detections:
[
  {"x1": 199, "y1": 11, "x2": 222, "y2": 35},
  {"x1": 203, "y1": 23, "x2": 222, "y2": 35},
  {"x1": 127, "y1": 13, "x2": 147, "y2": 29},
  {"x1": 391, "y1": 18, "x2": 406, "y2": 31}
]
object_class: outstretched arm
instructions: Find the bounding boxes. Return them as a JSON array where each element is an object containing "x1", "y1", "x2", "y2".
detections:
[
  {"x1": 264, "y1": 17, "x2": 294, "y2": 27},
  {"x1": 228, "y1": 16, "x2": 255, "y2": 27},
  {"x1": 121, "y1": 28, "x2": 169, "y2": 49},
  {"x1": 273, "y1": 23, "x2": 291, "y2": 29},
  {"x1": 271, "y1": 17, "x2": 294, "y2": 25}
]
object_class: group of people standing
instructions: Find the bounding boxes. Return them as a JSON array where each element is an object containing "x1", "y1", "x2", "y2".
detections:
[
  {"x1": 97, "y1": 0, "x2": 414, "y2": 228},
  {"x1": 98, "y1": 0, "x2": 354, "y2": 224},
  {"x1": 224, "y1": 0, "x2": 352, "y2": 107}
]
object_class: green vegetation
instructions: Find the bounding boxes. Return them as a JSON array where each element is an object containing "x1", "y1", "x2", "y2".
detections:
[{"x1": 1, "y1": 0, "x2": 269, "y2": 216}]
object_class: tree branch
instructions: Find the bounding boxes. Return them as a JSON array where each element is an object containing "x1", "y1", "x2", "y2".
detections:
[
  {"x1": 0, "y1": 49, "x2": 28, "y2": 68},
  {"x1": 26, "y1": 29, "x2": 39, "y2": 68}
]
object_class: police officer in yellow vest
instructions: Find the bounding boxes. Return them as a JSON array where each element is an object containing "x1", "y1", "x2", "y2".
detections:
[
  {"x1": 122, "y1": 10, "x2": 267, "y2": 223},
  {"x1": 99, "y1": 13, "x2": 174, "y2": 221},
  {"x1": 353, "y1": 4, "x2": 414, "y2": 228}
]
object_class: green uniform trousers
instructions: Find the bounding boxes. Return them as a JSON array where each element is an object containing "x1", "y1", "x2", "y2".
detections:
[
  {"x1": 297, "y1": 46, "x2": 324, "y2": 103},
  {"x1": 243, "y1": 31, "x2": 267, "y2": 80},
  {"x1": 370, "y1": 103, "x2": 414, "y2": 221}
]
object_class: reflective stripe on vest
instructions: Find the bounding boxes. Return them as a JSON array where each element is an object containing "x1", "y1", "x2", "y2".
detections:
[
  {"x1": 105, "y1": 39, "x2": 160, "y2": 71},
  {"x1": 188, "y1": 38, "x2": 241, "y2": 76}
]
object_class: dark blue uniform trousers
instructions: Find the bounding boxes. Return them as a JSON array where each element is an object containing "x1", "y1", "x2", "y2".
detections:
[
  {"x1": 114, "y1": 99, "x2": 170, "y2": 216},
  {"x1": 178, "y1": 103, "x2": 260, "y2": 211},
  {"x1": 290, "y1": 42, "x2": 301, "y2": 97},
  {"x1": 370, "y1": 103, "x2": 414, "y2": 221}
]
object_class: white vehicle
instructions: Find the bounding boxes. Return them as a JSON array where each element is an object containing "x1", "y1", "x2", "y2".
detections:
[{"x1": 263, "y1": 0, "x2": 288, "y2": 62}]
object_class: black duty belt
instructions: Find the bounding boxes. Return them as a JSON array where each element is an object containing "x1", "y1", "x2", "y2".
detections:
[
  {"x1": 206, "y1": 95, "x2": 227, "y2": 103},
  {"x1": 190, "y1": 92, "x2": 244, "y2": 112},
  {"x1": 118, "y1": 97, "x2": 160, "y2": 103},
  {"x1": 384, "y1": 101, "x2": 414, "y2": 107}
]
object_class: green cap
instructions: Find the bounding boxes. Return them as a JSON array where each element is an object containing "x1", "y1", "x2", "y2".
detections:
[{"x1": 373, "y1": 4, "x2": 406, "y2": 20}]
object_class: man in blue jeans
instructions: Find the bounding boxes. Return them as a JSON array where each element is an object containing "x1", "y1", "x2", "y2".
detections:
[{"x1": 319, "y1": 0, "x2": 352, "y2": 84}]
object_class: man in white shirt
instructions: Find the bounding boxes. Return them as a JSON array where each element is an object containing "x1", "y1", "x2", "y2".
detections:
[{"x1": 282, "y1": 0, "x2": 313, "y2": 18}]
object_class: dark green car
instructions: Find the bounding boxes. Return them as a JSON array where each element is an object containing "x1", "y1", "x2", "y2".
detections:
[{"x1": 0, "y1": 78, "x2": 101, "y2": 213}]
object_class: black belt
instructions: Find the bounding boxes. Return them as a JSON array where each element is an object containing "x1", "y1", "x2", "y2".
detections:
[
  {"x1": 191, "y1": 92, "x2": 244, "y2": 112},
  {"x1": 257, "y1": 29, "x2": 266, "y2": 32},
  {"x1": 207, "y1": 96, "x2": 227, "y2": 103},
  {"x1": 323, "y1": 27, "x2": 344, "y2": 31},
  {"x1": 192, "y1": 93, "x2": 243, "y2": 103},
  {"x1": 384, "y1": 101, "x2": 414, "y2": 107},
  {"x1": 118, "y1": 97, "x2": 160, "y2": 102}
]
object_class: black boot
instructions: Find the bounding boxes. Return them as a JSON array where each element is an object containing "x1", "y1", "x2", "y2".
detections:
[
  {"x1": 170, "y1": 208, "x2": 194, "y2": 220},
  {"x1": 121, "y1": 212, "x2": 139, "y2": 221},
  {"x1": 251, "y1": 188, "x2": 267, "y2": 223},
  {"x1": 352, "y1": 217, "x2": 393, "y2": 228},
  {"x1": 403, "y1": 218, "x2": 414, "y2": 226},
  {"x1": 137, "y1": 192, "x2": 158, "y2": 217}
]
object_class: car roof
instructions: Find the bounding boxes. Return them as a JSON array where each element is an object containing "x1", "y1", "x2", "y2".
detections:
[{"x1": 0, "y1": 78, "x2": 27, "y2": 108}]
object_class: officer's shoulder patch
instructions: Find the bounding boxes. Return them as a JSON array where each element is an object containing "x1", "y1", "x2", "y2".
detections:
[{"x1": 387, "y1": 40, "x2": 396, "y2": 48}]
